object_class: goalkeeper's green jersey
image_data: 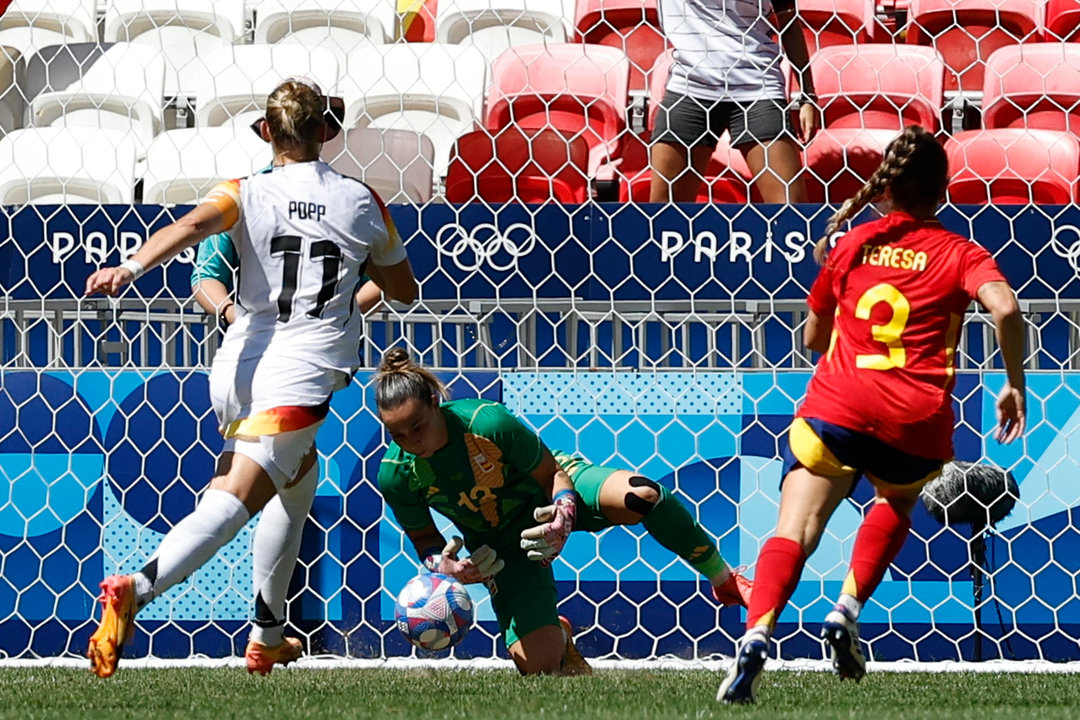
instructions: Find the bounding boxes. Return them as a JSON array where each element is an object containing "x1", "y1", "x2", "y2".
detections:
[{"x1": 379, "y1": 399, "x2": 561, "y2": 552}]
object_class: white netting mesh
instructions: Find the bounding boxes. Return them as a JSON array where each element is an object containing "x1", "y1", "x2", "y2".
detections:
[{"x1": 1, "y1": 0, "x2": 1079, "y2": 665}]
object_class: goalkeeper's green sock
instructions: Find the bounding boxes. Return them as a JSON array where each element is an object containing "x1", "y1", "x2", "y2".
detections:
[{"x1": 639, "y1": 482, "x2": 730, "y2": 584}]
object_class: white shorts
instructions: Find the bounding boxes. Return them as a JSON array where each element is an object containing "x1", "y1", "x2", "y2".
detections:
[{"x1": 209, "y1": 355, "x2": 348, "y2": 488}]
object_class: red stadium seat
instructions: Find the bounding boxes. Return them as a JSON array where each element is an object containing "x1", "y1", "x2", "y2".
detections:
[
  {"x1": 445, "y1": 126, "x2": 591, "y2": 203},
  {"x1": 804, "y1": 128, "x2": 900, "y2": 203},
  {"x1": 945, "y1": 129, "x2": 1080, "y2": 204},
  {"x1": 484, "y1": 43, "x2": 629, "y2": 176},
  {"x1": 574, "y1": 0, "x2": 667, "y2": 91},
  {"x1": 811, "y1": 44, "x2": 945, "y2": 131},
  {"x1": 805, "y1": 47, "x2": 943, "y2": 204},
  {"x1": 906, "y1": 0, "x2": 1041, "y2": 93},
  {"x1": 982, "y1": 45, "x2": 1080, "y2": 135},
  {"x1": 1044, "y1": 0, "x2": 1080, "y2": 41},
  {"x1": 794, "y1": 0, "x2": 878, "y2": 55}
]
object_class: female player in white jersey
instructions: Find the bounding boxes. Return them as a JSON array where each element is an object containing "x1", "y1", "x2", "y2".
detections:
[{"x1": 83, "y1": 77, "x2": 418, "y2": 678}]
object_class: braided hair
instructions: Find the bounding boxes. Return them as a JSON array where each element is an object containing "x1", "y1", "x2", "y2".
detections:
[
  {"x1": 374, "y1": 348, "x2": 450, "y2": 411},
  {"x1": 815, "y1": 125, "x2": 948, "y2": 265}
]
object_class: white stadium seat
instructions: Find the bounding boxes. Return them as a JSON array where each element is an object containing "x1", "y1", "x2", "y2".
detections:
[
  {"x1": 436, "y1": 0, "x2": 574, "y2": 64},
  {"x1": 142, "y1": 127, "x2": 272, "y2": 206},
  {"x1": 0, "y1": 127, "x2": 138, "y2": 204},
  {"x1": 28, "y1": 43, "x2": 167, "y2": 152},
  {"x1": 253, "y1": 0, "x2": 395, "y2": 71},
  {"x1": 0, "y1": 46, "x2": 22, "y2": 136},
  {"x1": 322, "y1": 127, "x2": 436, "y2": 204},
  {"x1": 341, "y1": 43, "x2": 487, "y2": 177},
  {"x1": 0, "y1": 0, "x2": 97, "y2": 57},
  {"x1": 194, "y1": 45, "x2": 340, "y2": 128},
  {"x1": 103, "y1": 0, "x2": 247, "y2": 98}
]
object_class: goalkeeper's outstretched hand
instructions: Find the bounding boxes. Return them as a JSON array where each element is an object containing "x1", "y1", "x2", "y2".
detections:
[
  {"x1": 520, "y1": 490, "x2": 578, "y2": 566},
  {"x1": 423, "y1": 536, "x2": 504, "y2": 584}
]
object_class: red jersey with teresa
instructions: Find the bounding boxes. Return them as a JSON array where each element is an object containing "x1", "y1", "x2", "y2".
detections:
[{"x1": 799, "y1": 211, "x2": 1006, "y2": 459}]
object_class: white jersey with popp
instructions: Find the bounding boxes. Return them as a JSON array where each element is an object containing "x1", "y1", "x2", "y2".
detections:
[
  {"x1": 204, "y1": 161, "x2": 406, "y2": 373},
  {"x1": 658, "y1": 0, "x2": 790, "y2": 102}
]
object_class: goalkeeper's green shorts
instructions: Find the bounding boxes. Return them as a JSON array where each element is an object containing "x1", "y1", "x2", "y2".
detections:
[{"x1": 491, "y1": 456, "x2": 619, "y2": 648}]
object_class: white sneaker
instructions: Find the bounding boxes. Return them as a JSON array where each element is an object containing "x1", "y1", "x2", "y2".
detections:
[{"x1": 821, "y1": 606, "x2": 867, "y2": 681}]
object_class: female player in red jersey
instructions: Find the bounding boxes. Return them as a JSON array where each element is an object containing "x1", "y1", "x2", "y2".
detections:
[{"x1": 719, "y1": 125, "x2": 1027, "y2": 704}]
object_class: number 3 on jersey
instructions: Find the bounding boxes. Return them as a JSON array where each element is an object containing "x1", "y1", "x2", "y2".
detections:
[
  {"x1": 854, "y1": 283, "x2": 910, "y2": 370},
  {"x1": 270, "y1": 235, "x2": 342, "y2": 322}
]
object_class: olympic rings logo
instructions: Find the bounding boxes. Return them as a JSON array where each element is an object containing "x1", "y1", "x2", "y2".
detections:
[
  {"x1": 1051, "y1": 225, "x2": 1080, "y2": 275},
  {"x1": 435, "y1": 223, "x2": 537, "y2": 272}
]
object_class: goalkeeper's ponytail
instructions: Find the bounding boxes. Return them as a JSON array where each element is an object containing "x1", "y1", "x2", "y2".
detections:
[{"x1": 375, "y1": 348, "x2": 450, "y2": 411}]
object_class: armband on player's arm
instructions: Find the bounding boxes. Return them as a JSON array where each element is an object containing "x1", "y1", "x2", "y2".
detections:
[{"x1": 203, "y1": 179, "x2": 242, "y2": 232}]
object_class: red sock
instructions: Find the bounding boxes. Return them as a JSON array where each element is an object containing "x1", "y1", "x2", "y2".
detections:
[
  {"x1": 843, "y1": 501, "x2": 912, "y2": 603},
  {"x1": 746, "y1": 537, "x2": 807, "y2": 632}
]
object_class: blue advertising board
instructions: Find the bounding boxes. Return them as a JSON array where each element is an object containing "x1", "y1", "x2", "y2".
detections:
[{"x1": 1, "y1": 367, "x2": 1078, "y2": 661}]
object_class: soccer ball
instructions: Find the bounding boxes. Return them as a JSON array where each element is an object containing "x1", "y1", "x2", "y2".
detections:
[{"x1": 394, "y1": 573, "x2": 474, "y2": 651}]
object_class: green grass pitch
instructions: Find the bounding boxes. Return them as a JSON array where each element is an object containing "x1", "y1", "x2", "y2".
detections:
[{"x1": 1, "y1": 667, "x2": 1078, "y2": 720}]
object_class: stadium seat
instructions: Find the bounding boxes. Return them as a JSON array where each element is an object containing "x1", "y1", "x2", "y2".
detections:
[
  {"x1": 982, "y1": 45, "x2": 1080, "y2": 135},
  {"x1": 0, "y1": 46, "x2": 21, "y2": 136},
  {"x1": 437, "y1": 0, "x2": 574, "y2": 64},
  {"x1": 194, "y1": 45, "x2": 340, "y2": 128},
  {"x1": 0, "y1": 0, "x2": 97, "y2": 57},
  {"x1": 803, "y1": 128, "x2": 900, "y2": 203},
  {"x1": 811, "y1": 44, "x2": 945, "y2": 131},
  {"x1": 792, "y1": 0, "x2": 877, "y2": 55},
  {"x1": 1045, "y1": 0, "x2": 1080, "y2": 41},
  {"x1": 340, "y1": 43, "x2": 487, "y2": 177},
  {"x1": 399, "y1": 0, "x2": 439, "y2": 41},
  {"x1": 252, "y1": 0, "x2": 395, "y2": 73},
  {"x1": 103, "y1": 0, "x2": 247, "y2": 98},
  {"x1": 141, "y1": 128, "x2": 272, "y2": 205},
  {"x1": 573, "y1": 0, "x2": 666, "y2": 91},
  {"x1": 0, "y1": 127, "x2": 138, "y2": 204},
  {"x1": 905, "y1": 0, "x2": 1041, "y2": 93},
  {"x1": 801, "y1": 45, "x2": 945, "y2": 203},
  {"x1": 445, "y1": 126, "x2": 590, "y2": 203},
  {"x1": 27, "y1": 43, "x2": 167, "y2": 152},
  {"x1": 322, "y1": 127, "x2": 436, "y2": 204},
  {"x1": 484, "y1": 43, "x2": 629, "y2": 175},
  {"x1": 945, "y1": 129, "x2": 1080, "y2": 204}
]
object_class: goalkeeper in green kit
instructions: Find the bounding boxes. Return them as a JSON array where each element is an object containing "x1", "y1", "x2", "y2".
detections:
[{"x1": 375, "y1": 348, "x2": 752, "y2": 675}]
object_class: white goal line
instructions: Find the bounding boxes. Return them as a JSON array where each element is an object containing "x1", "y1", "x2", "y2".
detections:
[{"x1": 3, "y1": 656, "x2": 1080, "y2": 674}]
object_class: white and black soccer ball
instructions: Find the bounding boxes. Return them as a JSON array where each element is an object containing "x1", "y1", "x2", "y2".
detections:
[{"x1": 394, "y1": 573, "x2": 474, "y2": 651}]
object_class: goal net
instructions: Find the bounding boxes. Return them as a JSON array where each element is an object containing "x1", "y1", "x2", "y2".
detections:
[{"x1": 1, "y1": 0, "x2": 1079, "y2": 664}]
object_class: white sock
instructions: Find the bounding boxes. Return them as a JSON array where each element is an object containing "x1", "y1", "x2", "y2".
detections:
[
  {"x1": 835, "y1": 593, "x2": 864, "y2": 621},
  {"x1": 250, "y1": 464, "x2": 317, "y2": 646},
  {"x1": 745, "y1": 625, "x2": 771, "y2": 644},
  {"x1": 135, "y1": 489, "x2": 249, "y2": 609}
]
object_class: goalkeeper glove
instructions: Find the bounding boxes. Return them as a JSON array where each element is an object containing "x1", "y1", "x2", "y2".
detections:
[
  {"x1": 422, "y1": 536, "x2": 504, "y2": 584},
  {"x1": 519, "y1": 489, "x2": 579, "y2": 566}
]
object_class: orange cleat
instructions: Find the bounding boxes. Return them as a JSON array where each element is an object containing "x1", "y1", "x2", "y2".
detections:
[
  {"x1": 712, "y1": 567, "x2": 753, "y2": 608},
  {"x1": 245, "y1": 636, "x2": 303, "y2": 676},
  {"x1": 87, "y1": 575, "x2": 137, "y2": 678},
  {"x1": 558, "y1": 616, "x2": 593, "y2": 676}
]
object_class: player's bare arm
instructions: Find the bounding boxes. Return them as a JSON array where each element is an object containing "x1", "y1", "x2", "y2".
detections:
[
  {"x1": 85, "y1": 202, "x2": 228, "y2": 297},
  {"x1": 776, "y1": 6, "x2": 819, "y2": 143},
  {"x1": 804, "y1": 308, "x2": 834, "y2": 354},
  {"x1": 368, "y1": 258, "x2": 418, "y2": 305},
  {"x1": 978, "y1": 280, "x2": 1026, "y2": 443}
]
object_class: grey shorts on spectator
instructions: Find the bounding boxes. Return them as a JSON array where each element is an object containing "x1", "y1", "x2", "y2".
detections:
[{"x1": 651, "y1": 92, "x2": 793, "y2": 148}]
